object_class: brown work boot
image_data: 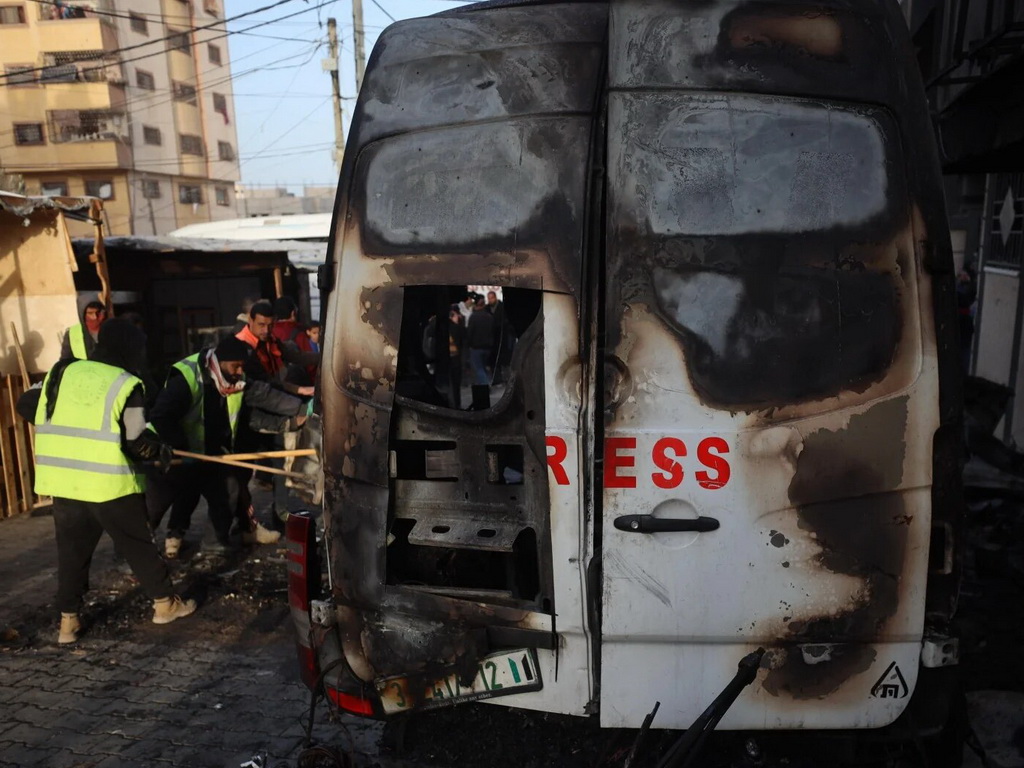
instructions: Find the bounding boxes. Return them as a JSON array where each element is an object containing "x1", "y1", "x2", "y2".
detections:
[
  {"x1": 152, "y1": 595, "x2": 196, "y2": 625},
  {"x1": 164, "y1": 535, "x2": 182, "y2": 559},
  {"x1": 242, "y1": 521, "x2": 281, "y2": 546},
  {"x1": 58, "y1": 613, "x2": 81, "y2": 644}
]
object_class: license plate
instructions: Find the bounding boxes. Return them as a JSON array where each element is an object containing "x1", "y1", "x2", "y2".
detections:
[{"x1": 376, "y1": 649, "x2": 542, "y2": 714}]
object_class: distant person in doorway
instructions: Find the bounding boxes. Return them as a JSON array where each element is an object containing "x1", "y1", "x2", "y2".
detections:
[{"x1": 467, "y1": 297, "x2": 495, "y2": 386}]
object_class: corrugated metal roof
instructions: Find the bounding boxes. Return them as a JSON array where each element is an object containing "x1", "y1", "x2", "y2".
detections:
[
  {"x1": 71, "y1": 235, "x2": 327, "y2": 269},
  {"x1": 0, "y1": 190, "x2": 96, "y2": 217}
]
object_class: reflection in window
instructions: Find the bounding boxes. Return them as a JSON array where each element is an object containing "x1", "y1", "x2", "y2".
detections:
[{"x1": 621, "y1": 94, "x2": 891, "y2": 236}]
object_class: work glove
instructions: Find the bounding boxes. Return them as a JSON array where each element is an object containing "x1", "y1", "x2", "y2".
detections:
[
  {"x1": 155, "y1": 442, "x2": 175, "y2": 474},
  {"x1": 132, "y1": 431, "x2": 174, "y2": 473}
]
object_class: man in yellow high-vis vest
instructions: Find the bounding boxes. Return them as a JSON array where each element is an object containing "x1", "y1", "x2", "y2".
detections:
[
  {"x1": 60, "y1": 300, "x2": 106, "y2": 361},
  {"x1": 19, "y1": 319, "x2": 196, "y2": 644},
  {"x1": 147, "y1": 336, "x2": 306, "y2": 557}
]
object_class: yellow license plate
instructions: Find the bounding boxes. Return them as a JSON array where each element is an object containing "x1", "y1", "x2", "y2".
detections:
[{"x1": 376, "y1": 648, "x2": 542, "y2": 714}]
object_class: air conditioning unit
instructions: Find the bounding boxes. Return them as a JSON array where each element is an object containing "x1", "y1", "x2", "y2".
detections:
[{"x1": 105, "y1": 70, "x2": 125, "y2": 85}]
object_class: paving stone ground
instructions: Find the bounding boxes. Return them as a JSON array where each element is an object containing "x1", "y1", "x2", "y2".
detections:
[
  {"x1": 2, "y1": 494, "x2": 1022, "y2": 768},
  {"x1": 0, "y1": 508, "x2": 386, "y2": 768}
]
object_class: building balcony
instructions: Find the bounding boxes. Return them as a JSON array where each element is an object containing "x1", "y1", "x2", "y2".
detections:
[
  {"x1": 46, "y1": 108, "x2": 128, "y2": 145},
  {"x1": 35, "y1": 6, "x2": 119, "y2": 52},
  {"x1": 4, "y1": 138, "x2": 131, "y2": 173},
  {"x1": 37, "y1": 53, "x2": 125, "y2": 87},
  {"x1": 34, "y1": 0, "x2": 116, "y2": 24}
]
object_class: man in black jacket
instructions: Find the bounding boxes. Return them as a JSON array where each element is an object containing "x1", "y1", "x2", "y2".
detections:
[
  {"x1": 147, "y1": 336, "x2": 306, "y2": 556},
  {"x1": 466, "y1": 297, "x2": 495, "y2": 385}
]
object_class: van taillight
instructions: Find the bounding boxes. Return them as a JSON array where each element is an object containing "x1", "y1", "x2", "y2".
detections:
[
  {"x1": 324, "y1": 686, "x2": 375, "y2": 716},
  {"x1": 286, "y1": 511, "x2": 320, "y2": 690}
]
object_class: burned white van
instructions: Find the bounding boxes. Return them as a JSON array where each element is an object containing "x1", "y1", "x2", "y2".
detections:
[{"x1": 288, "y1": 0, "x2": 964, "y2": 758}]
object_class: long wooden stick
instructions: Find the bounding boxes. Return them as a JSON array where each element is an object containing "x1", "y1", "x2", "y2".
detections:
[
  {"x1": 0, "y1": 377, "x2": 18, "y2": 517},
  {"x1": 5, "y1": 376, "x2": 31, "y2": 513},
  {"x1": 217, "y1": 448, "x2": 316, "y2": 462},
  {"x1": 171, "y1": 449, "x2": 306, "y2": 479},
  {"x1": 9, "y1": 323, "x2": 34, "y2": 452}
]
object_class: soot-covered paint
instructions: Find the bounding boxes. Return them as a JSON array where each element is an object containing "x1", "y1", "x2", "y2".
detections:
[{"x1": 763, "y1": 397, "x2": 910, "y2": 698}]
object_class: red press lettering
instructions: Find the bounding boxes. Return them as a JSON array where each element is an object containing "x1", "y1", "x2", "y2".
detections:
[
  {"x1": 651, "y1": 437, "x2": 686, "y2": 489},
  {"x1": 545, "y1": 436, "x2": 570, "y2": 486},
  {"x1": 604, "y1": 437, "x2": 638, "y2": 489},
  {"x1": 696, "y1": 437, "x2": 731, "y2": 490}
]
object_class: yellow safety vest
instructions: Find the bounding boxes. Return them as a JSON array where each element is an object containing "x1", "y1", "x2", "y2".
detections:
[
  {"x1": 67, "y1": 324, "x2": 89, "y2": 360},
  {"x1": 34, "y1": 361, "x2": 146, "y2": 502},
  {"x1": 170, "y1": 353, "x2": 243, "y2": 454}
]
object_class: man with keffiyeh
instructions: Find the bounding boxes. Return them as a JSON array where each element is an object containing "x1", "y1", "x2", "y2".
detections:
[{"x1": 147, "y1": 336, "x2": 306, "y2": 556}]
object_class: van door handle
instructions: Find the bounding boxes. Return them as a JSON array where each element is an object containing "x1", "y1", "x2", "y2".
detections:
[{"x1": 614, "y1": 514, "x2": 720, "y2": 533}]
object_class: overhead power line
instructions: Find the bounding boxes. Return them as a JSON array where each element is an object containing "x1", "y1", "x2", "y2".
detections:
[
  {"x1": 2, "y1": 1, "x2": 333, "y2": 88},
  {"x1": 0, "y1": 45, "x2": 326, "y2": 152},
  {"x1": 368, "y1": 0, "x2": 395, "y2": 23},
  {"x1": 0, "y1": 0, "x2": 312, "y2": 82}
]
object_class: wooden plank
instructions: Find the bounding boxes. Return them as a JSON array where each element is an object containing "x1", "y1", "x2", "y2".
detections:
[
  {"x1": 6, "y1": 376, "x2": 32, "y2": 514},
  {"x1": 10, "y1": 323, "x2": 34, "y2": 454},
  {"x1": 0, "y1": 377, "x2": 18, "y2": 517},
  {"x1": 14, "y1": 377, "x2": 36, "y2": 511}
]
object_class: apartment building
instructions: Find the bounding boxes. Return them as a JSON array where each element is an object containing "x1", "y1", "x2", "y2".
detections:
[{"x1": 0, "y1": 0, "x2": 241, "y2": 235}]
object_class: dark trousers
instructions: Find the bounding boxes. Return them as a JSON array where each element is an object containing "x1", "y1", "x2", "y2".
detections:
[
  {"x1": 147, "y1": 464, "x2": 249, "y2": 543},
  {"x1": 53, "y1": 494, "x2": 173, "y2": 614}
]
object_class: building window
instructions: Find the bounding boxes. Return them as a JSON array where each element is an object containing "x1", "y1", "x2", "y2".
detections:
[
  {"x1": 13, "y1": 123, "x2": 45, "y2": 145},
  {"x1": 136, "y1": 69, "x2": 155, "y2": 90},
  {"x1": 40, "y1": 180, "x2": 68, "y2": 196},
  {"x1": 85, "y1": 179, "x2": 115, "y2": 200},
  {"x1": 215, "y1": 186, "x2": 229, "y2": 206},
  {"x1": 211, "y1": 92, "x2": 229, "y2": 123},
  {"x1": 0, "y1": 5, "x2": 26, "y2": 24},
  {"x1": 167, "y1": 29, "x2": 190, "y2": 54},
  {"x1": 141, "y1": 179, "x2": 161, "y2": 199},
  {"x1": 217, "y1": 141, "x2": 234, "y2": 161},
  {"x1": 180, "y1": 134, "x2": 204, "y2": 156},
  {"x1": 172, "y1": 80, "x2": 197, "y2": 105},
  {"x1": 179, "y1": 184, "x2": 203, "y2": 204},
  {"x1": 129, "y1": 12, "x2": 147, "y2": 34},
  {"x1": 208, "y1": 44, "x2": 222, "y2": 65},
  {"x1": 5, "y1": 65, "x2": 35, "y2": 86},
  {"x1": 142, "y1": 125, "x2": 161, "y2": 145}
]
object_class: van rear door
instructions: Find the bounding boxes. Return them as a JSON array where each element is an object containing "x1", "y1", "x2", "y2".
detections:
[
  {"x1": 321, "y1": 2, "x2": 608, "y2": 717},
  {"x1": 597, "y1": 1, "x2": 939, "y2": 731}
]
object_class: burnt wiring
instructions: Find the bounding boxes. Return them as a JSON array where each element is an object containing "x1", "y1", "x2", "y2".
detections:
[{"x1": 298, "y1": 654, "x2": 354, "y2": 768}]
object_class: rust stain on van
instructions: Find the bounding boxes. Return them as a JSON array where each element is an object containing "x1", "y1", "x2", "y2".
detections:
[
  {"x1": 725, "y1": 5, "x2": 845, "y2": 60},
  {"x1": 763, "y1": 397, "x2": 909, "y2": 698}
]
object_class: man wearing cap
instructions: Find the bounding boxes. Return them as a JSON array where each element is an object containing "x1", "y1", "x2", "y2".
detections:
[
  {"x1": 18, "y1": 319, "x2": 195, "y2": 644},
  {"x1": 147, "y1": 336, "x2": 306, "y2": 556}
]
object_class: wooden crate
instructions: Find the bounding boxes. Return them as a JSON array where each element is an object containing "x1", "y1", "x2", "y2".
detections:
[{"x1": 0, "y1": 374, "x2": 42, "y2": 518}]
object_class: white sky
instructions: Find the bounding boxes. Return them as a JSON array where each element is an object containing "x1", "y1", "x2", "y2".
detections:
[{"x1": 224, "y1": 0, "x2": 472, "y2": 191}]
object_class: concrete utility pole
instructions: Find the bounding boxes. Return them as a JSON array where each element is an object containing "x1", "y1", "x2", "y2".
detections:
[
  {"x1": 324, "y1": 18, "x2": 345, "y2": 172},
  {"x1": 352, "y1": 0, "x2": 366, "y2": 93}
]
